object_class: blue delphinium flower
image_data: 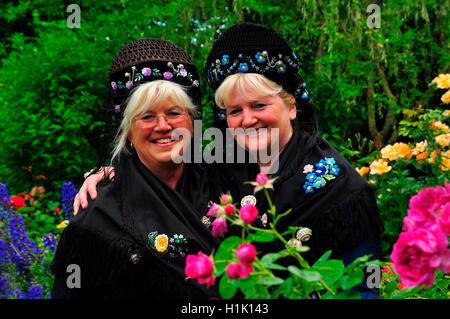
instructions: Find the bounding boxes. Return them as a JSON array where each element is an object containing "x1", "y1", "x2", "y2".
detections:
[
  {"x1": 27, "y1": 284, "x2": 43, "y2": 299},
  {"x1": 0, "y1": 275, "x2": 13, "y2": 298},
  {"x1": 61, "y1": 182, "x2": 77, "y2": 221},
  {"x1": 0, "y1": 238, "x2": 9, "y2": 263},
  {"x1": 0, "y1": 183, "x2": 11, "y2": 204},
  {"x1": 8, "y1": 214, "x2": 43, "y2": 272},
  {"x1": 42, "y1": 233, "x2": 57, "y2": 253},
  {"x1": 0, "y1": 183, "x2": 13, "y2": 219}
]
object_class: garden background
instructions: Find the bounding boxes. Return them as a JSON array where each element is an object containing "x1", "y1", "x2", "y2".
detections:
[{"x1": 0, "y1": 0, "x2": 449, "y2": 299}]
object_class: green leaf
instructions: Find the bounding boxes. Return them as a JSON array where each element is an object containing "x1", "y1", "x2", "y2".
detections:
[
  {"x1": 219, "y1": 274, "x2": 239, "y2": 299},
  {"x1": 341, "y1": 268, "x2": 364, "y2": 291},
  {"x1": 257, "y1": 276, "x2": 284, "y2": 286},
  {"x1": 314, "y1": 250, "x2": 332, "y2": 264},
  {"x1": 214, "y1": 236, "x2": 241, "y2": 274},
  {"x1": 247, "y1": 232, "x2": 276, "y2": 242},
  {"x1": 288, "y1": 266, "x2": 322, "y2": 282},
  {"x1": 238, "y1": 277, "x2": 258, "y2": 298},
  {"x1": 311, "y1": 259, "x2": 345, "y2": 287}
]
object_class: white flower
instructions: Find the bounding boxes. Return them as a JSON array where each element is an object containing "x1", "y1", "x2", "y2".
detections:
[{"x1": 303, "y1": 164, "x2": 314, "y2": 173}]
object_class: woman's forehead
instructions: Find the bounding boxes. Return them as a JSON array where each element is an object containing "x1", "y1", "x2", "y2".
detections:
[
  {"x1": 228, "y1": 85, "x2": 273, "y2": 106},
  {"x1": 140, "y1": 98, "x2": 183, "y2": 113}
]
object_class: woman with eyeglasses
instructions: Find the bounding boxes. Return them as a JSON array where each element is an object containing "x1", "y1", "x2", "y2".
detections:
[{"x1": 50, "y1": 38, "x2": 219, "y2": 299}]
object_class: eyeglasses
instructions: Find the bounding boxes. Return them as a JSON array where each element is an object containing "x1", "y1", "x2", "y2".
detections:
[{"x1": 135, "y1": 110, "x2": 188, "y2": 127}]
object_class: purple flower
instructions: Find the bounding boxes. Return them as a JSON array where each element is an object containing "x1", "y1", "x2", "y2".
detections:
[
  {"x1": 27, "y1": 284, "x2": 43, "y2": 299},
  {"x1": 0, "y1": 275, "x2": 12, "y2": 298},
  {"x1": 142, "y1": 67, "x2": 152, "y2": 76},
  {"x1": 0, "y1": 183, "x2": 11, "y2": 204},
  {"x1": 8, "y1": 214, "x2": 43, "y2": 272},
  {"x1": 111, "y1": 81, "x2": 118, "y2": 91},
  {"x1": 61, "y1": 182, "x2": 77, "y2": 220},
  {"x1": 163, "y1": 72, "x2": 173, "y2": 80},
  {"x1": 179, "y1": 69, "x2": 187, "y2": 77},
  {"x1": 0, "y1": 238, "x2": 9, "y2": 263},
  {"x1": 126, "y1": 81, "x2": 134, "y2": 89},
  {"x1": 42, "y1": 233, "x2": 57, "y2": 253}
]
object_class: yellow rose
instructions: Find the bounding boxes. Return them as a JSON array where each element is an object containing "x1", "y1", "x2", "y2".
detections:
[
  {"x1": 381, "y1": 143, "x2": 412, "y2": 161},
  {"x1": 442, "y1": 90, "x2": 450, "y2": 104},
  {"x1": 432, "y1": 74, "x2": 450, "y2": 89},
  {"x1": 57, "y1": 220, "x2": 69, "y2": 230},
  {"x1": 155, "y1": 234, "x2": 169, "y2": 252},
  {"x1": 412, "y1": 140, "x2": 428, "y2": 155},
  {"x1": 370, "y1": 159, "x2": 392, "y2": 175},
  {"x1": 436, "y1": 133, "x2": 450, "y2": 147},
  {"x1": 356, "y1": 166, "x2": 370, "y2": 176}
]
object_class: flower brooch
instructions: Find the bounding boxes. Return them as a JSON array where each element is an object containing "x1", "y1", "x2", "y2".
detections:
[
  {"x1": 302, "y1": 157, "x2": 340, "y2": 194},
  {"x1": 147, "y1": 231, "x2": 188, "y2": 259}
]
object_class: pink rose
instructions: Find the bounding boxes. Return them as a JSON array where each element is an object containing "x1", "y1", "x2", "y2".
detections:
[
  {"x1": 207, "y1": 203, "x2": 221, "y2": 217},
  {"x1": 185, "y1": 251, "x2": 216, "y2": 288},
  {"x1": 226, "y1": 262, "x2": 241, "y2": 279},
  {"x1": 211, "y1": 217, "x2": 227, "y2": 237},
  {"x1": 239, "y1": 204, "x2": 259, "y2": 224},
  {"x1": 220, "y1": 194, "x2": 233, "y2": 205},
  {"x1": 236, "y1": 243, "x2": 257, "y2": 265},
  {"x1": 391, "y1": 225, "x2": 450, "y2": 288},
  {"x1": 403, "y1": 184, "x2": 450, "y2": 232},
  {"x1": 236, "y1": 263, "x2": 253, "y2": 278},
  {"x1": 225, "y1": 262, "x2": 253, "y2": 279},
  {"x1": 439, "y1": 203, "x2": 450, "y2": 236},
  {"x1": 224, "y1": 204, "x2": 235, "y2": 216},
  {"x1": 256, "y1": 173, "x2": 269, "y2": 186}
]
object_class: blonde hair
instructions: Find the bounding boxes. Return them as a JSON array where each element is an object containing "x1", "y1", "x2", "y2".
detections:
[
  {"x1": 111, "y1": 80, "x2": 196, "y2": 162},
  {"x1": 214, "y1": 73, "x2": 295, "y2": 109}
]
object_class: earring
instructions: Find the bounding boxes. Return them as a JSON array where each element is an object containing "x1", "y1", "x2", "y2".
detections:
[{"x1": 130, "y1": 143, "x2": 134, "y2": 149}]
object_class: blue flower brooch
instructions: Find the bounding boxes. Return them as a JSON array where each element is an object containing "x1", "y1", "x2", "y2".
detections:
[{"x1": 302, "y1": 157, "x2": 340, "y2": 194}]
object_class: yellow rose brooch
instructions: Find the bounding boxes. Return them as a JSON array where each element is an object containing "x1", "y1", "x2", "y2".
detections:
[{"x1": 148, "y1": 231, "x2": 188, "y2": 259}]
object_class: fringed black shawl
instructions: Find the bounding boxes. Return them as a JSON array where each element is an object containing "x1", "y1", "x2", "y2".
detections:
[
  {"x1": 208, "y1": 130, "x2": 384, "y2": 264},
  {"x1": 51, "y1": 154, "x2": 220, "y2": 299}
]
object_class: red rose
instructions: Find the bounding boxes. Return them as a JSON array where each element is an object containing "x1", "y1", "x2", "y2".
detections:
[{"x1": 10, "y1": 196, "x2": 25, "y2": 208}]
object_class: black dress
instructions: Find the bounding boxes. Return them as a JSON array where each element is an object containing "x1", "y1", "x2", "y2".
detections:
[{"x1": 51, "y1": 154, "x2": 220, "y2": 299}]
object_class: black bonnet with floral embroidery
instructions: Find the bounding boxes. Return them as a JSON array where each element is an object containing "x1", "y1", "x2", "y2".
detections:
[
  {"x1": 205, "y1": 22, "x2": 318, "y2": 134},
  {"x1": 109, "y1": 38, "x2": 201, "y2": 117}
]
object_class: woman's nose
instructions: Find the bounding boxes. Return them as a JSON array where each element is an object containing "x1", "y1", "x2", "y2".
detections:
[
  {"x1": 241, "y1": 109, "x2": 257, "y2": 128},
  {"x1": 154, "y1": 116, "x2": 172, "y2": 131}
]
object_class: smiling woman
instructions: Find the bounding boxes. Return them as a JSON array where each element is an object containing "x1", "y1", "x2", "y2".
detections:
[
  {"x1": 50, "y1": 38, "x2": 219, "y2": 299},
  {"x1": 112, "y1": 80, "x2": 195, "y2": 188}
]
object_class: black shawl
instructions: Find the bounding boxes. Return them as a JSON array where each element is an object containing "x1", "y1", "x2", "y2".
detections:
[
  {"x1": 208, "y1": 130, "x2": 384, "y2": 263},
  {"x1": 51, "y1": 154, "x2": 220, "y2": 299}
]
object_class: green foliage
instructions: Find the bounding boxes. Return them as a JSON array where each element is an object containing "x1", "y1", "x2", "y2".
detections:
[{"x1": 0, "y1": 0, "x2": 448, "y2": 193}]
